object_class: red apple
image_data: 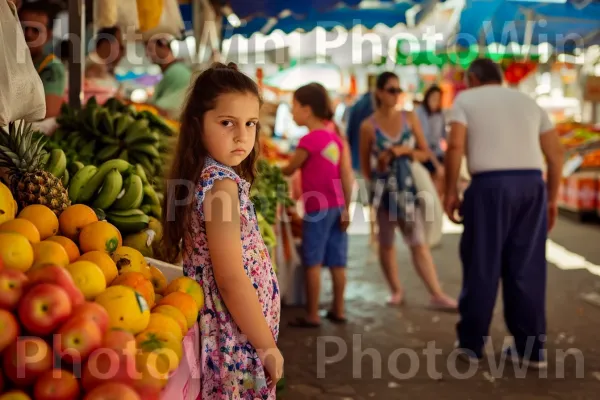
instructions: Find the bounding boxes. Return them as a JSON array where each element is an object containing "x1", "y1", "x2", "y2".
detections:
[
  {"x1": 0, "y1": 257, "x2": 3, "y2": 271},
  {"x1": 53, "y1": 315, "x2": 102, "y2": 364},
  {"x1": 27, "y1": 265, "x2": 84, "y2": 307},
  {"x1": 81, "y1": 349, "x2": 139, "y2": 391},
  {"x1": 71, "y1": 302, "x2": 109, "y2": 334},
  {"x1": 33, "y1": 369, "x2": 80, "y2": 400},
  {"x1": 3, "y1": 336, "x2": 53, "y2": 386},
  {"x1": 0, "y1": 370, "x2": 4, "y2": 392},
  {"x1": 18, "y1": 283, "x2": 72, "y2": 336},
  {"x1": 0, "y1": 269, "x2": 29, "y2": 310},
  {"x1": 0, "y1": 309, "x2": 19, "y2": 352},
  {"x1": 102, "y1": 329, "x2": 137, "y2": 358}
]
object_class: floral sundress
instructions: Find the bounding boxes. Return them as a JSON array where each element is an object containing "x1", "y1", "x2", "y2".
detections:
[{"x1": 183, "y1": 157, "x2": 281, "y2": 399}]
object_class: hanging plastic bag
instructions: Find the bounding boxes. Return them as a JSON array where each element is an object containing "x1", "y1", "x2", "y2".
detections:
[
  {"x1": 95, "y1": 0, "x2": 118, "y2": 29},
  {"x1": 0, "y1": 0, "x2": 46, "y2": 124},
  {"x1": 116, "y1": 0, "x2": 140, "y2": 31},
  {"x1": 136, "y1": 0, "x2": 163, "y2": 32},
  {"x1": 141, "y1": 0, "x2": 185, "y2": 41},
  {"x1": 410, "y1": 161, "x2": 443, "y2": 247}
]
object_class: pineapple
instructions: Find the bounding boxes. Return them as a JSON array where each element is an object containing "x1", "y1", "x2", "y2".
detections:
[{"x1": 0, "y1": 121, "x2": 71, "y2": 216}]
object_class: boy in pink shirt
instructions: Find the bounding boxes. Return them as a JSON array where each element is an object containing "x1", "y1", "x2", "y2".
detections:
[{"x1": 282, "y1": 83, "x2": 354, "y2": 327}]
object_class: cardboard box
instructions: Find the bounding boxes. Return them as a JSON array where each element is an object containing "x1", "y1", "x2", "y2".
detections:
[{"x1": 564, "y1": 173, "x2": 598, "y2": 211}]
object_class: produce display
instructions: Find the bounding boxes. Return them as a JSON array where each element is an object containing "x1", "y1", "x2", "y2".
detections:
[
  {"x1": 252, "y1": 159, "x2": 294, "y2": 226},
  {"x1": 0, "y1": 191, "x2": 204, "y2": 400}
]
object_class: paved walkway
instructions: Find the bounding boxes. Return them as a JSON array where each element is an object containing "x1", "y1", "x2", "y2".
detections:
[{"x1": 277, "y1": 213, "x2": 600, "y2": 399}]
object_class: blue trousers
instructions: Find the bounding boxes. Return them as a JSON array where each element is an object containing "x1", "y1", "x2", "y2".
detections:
[{"x1": 457, "y1": 170, "x2": 547, "y2": 360}]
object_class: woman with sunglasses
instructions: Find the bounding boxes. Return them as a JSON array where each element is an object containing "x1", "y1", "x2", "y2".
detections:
[{"x1": 359, "y1": 72, "x2": 456, "y2": 309}]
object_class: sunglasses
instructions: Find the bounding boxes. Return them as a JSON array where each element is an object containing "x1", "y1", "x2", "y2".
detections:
[{"x1": 385, "y1": 87, "x2": 403, "y2": 95}]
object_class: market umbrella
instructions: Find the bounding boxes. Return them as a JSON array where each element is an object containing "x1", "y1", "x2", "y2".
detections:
[{"x1": 263, "y1": 63, "x2": 343, "y2": 92}]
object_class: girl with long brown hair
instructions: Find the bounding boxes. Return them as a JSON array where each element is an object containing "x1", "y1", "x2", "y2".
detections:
[{"x1": 161, "y1": 62, "x2": 282, "y2": 398}]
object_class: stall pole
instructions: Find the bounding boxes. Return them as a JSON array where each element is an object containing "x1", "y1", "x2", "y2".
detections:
[{"x1": 68, "y1": 0, "x2": 85, "y2": 109}]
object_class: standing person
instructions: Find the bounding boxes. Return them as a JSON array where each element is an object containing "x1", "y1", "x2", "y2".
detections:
[
  {"x1": 19, "y1": 2, "x2": 65, "y2": 118},
  {"x1": 359, "y1": 72, "x2": 457, "y2": 309},
  {"x1": 145, "y1": 35, "x2": 193, "y2": 117},
  {"x1": 161, "y1": 63, "x2": 282, "y2": 398},
  {"x1": 85, "y1": 27, "x2": 123, "y2": 88},
  {"x1": 281, "y1": 83, "x2": 354, "y2": 327},
  {"x1": 416, "y1": 85, "x2": 446, "y2": 195},
  {"x1": 444, "y1": 58, "x2": 564, "y2": 368}
]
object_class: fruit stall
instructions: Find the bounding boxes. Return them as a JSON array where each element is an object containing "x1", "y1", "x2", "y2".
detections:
[{"x1": 556, "y1": 122, "x2": 600, "y2": 219}]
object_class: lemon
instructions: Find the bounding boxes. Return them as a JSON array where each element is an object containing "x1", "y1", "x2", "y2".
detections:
[
  {"x1": 77, "y1": 251, "x2": 118, "y2": 285},
  {"x1": 95, "y1": 285, "x2": 150, "y2": 334},
  {"x1": 112, "y1": 246, "x2": 151, "y2": 278},
  {"x1": 136, "y1": 329, "x2": 182, "y2": 372},
  {"x1": 0, "y1": 232, "x2": 34, "y2": 272},
  {"x1": 147, "y1": 313, "x2": 183, "y2": 341},
  {"x1": 65, "y1": 261, "x2": 107, "y2": 300},
  {"x1": 0, "y1": 182, "x2": 17, "y2": 225},
  {"x1": 151, "y1": 305, "x2": 188, "y2": 336},
  {"x1": 163, "y1": 276, "x2": 204, "y2": 309}
]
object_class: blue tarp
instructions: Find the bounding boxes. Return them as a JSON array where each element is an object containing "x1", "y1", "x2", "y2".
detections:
[
  {"x1": 456, "y1": 0, "x2": 600, "y2": 50},
  {"x1": 223, "y1": 0, "x2": 438, "y2": 38},
  {"x1": 226, "y1": 0, "x2": 364, "y2": 19}
]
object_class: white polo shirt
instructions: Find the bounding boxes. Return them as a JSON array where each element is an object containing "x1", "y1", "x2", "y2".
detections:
[{"x1": 448, "y1": 85, "x2": 554, "y2": 174}]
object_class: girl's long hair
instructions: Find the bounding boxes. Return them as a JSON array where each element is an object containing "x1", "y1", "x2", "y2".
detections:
[
  {"x1": 422, "y1": 85, "x2": 442, "y2": 115},
  {"x1": 161, "y1": 62, "x2": 262, "y2": 262},
  {"x1": 293, "y1": 83, "x2": 342, "y2": 135}
]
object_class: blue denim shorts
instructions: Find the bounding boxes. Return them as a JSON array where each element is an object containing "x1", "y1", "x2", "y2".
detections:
[{"x1": 301, "y1": 207, "x2": 348, "y2": 268}]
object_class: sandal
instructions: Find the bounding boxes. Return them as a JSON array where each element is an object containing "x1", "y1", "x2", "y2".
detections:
[
  {"x1": 325, "y1": 311, "x2": 347, "y2": 324},
  {"x1": 288, "y1": 317, "x2": 321, "y2": 328}
]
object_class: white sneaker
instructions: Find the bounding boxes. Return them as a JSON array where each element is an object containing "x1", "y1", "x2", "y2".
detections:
[{"x1": 503, "y1": 346, "x2": 548, "y2": 370}]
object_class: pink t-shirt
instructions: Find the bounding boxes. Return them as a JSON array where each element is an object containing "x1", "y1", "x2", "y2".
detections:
[{"x1": 297, "y1": 129, "x2": 345, "y2": 213}]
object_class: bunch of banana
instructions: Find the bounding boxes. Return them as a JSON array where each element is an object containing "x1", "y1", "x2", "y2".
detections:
[{"x1": 44, "y1": 149, "x2": 70, "y2": 186}]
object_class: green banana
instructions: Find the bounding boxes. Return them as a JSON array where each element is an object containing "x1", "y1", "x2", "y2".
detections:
[
  {"x1": 124, "y1": 128, "x2": 159, "y2": 146},
  {"x1": 78, "y1": 159, "x2": 132, "y2": 203},
  {"x1": 68, "y1": 165, "x2": 98, "y2": 202},
  {"x1": 69, "y1": 135, "x2": 82, "y2": 150},
  {"x1": 107, "y1": 208, "x2": 146, "y2": 217},
  {"x1": 96, "y1": 144, "x2": 121, "y2": 162},
  {"x1": 46, "y1": 149, "x2": 67, "y2": 178},
  {"x1": 79, "y1": 140, "x2": 96, "y2": 157},
  {"x1": 140, "y1": 204, "x2": 152, "y2": 215},
  {"x1": 142, "y1": 184, "x2": 161, "y2": 206},
  {"x1": 92, "y1": 169, "x2": 124, "y2": 209},
  {"x1": 133, "y1": 154, "x2": 156, "y2": 177},
  {"x1": 69, "y1": 161, "x2": 85, "y2": 175},
  {"x1": 61, "y1": 169, "x2": 70, "y2": 187},
  {"x1": 128, "y1": 142, "x2": 160, "y2": 158},
  {"x1": 148, "y1": 205, "x2": 162, "y2": 219},
  {"x1": 118, "y1": 149, "x2": 129, "y2": 162},
  {"x1": 135, "y1": 164, "x2": 148, "y2": 184},
  {"x1": 114, "y1": 114, "x2": 134, "y2": 138},
  {"x1": 98, "y1": 134, "x2": 119, "y2": 145},
  {"x1": 112, "y1": 174, "x2": 144, "y2": 210},
  {"x1": 106, "y1": 211, "x2": 150, "y2": 234},
  {"x1": 98, "y1": 110, "x2": 115, "y2": 136}
]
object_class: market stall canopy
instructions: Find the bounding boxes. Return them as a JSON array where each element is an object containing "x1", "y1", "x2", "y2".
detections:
[
  {"x1": 262, "y1": 63, "x2": 343, "y2": 91},
  {"x1": 223, "y1": 0, "x2": 439, "y2": 38},
  {"x1": 455, "y1": 0, "x2": 600, "y2": 51}
]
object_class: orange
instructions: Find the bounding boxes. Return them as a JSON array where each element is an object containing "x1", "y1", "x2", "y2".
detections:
[
  {"x1": 147, "y1": 313, "x2": 183, "y2": 341},
  {"x1": 135, "y1": 352, "x2": 169, "y2": 391},
  {"x1": 156, "y1": 292, "x2": 198, "y2": 330},
  {"x1": 58, "y1": 204, "x2": 98, "y2": 242},
  {"x1": 65, "y1": 261, "x2": 107, "y2": 300},
  {"x1": 95, "y1": 285, "x2": 150, "y2": 334},
  {"x1": 77, "y1": 251, "x2": 118, "y2": 285},
  {"x1": 17, "y1": 205, "x2": 59, "y2": 240},
  {"x1": 136, "y1": 329, "x2": 182, "y2": 372},
  {"x1": 79, "y1": 221, "x2": 121, "y2": 254},
  {"x1": 163, "y1": 276, "x2": 204, "y2": 309},
  {"x1": 112, "y1": 272, "x2": 155, "y2": 308},
  {"x1": 0, "y1": 232, "x2": 34, "y2": 272},
  {"x1": 83, "y1": 383, "x2": 140, "y2": 400},
  {"x1": 0, "y1": 391, "x2": 32, "y2": 400},
  {"x1": 45, "y1": 236, "x2": 80, "y2": 263},
  {"x1": 0, "y1": 218, "x2": 40, "y2": 244},
  {"x1": 151, "y1": 305, "x2": 188, "y2": 336},
  {"x1": 111, "y1": 247, "x2": 150, "y2": 278},
  {"x1": 31, "y1": 240, "x2": 70, "y2": 269},
  {"x1": 148, "y1": 266, "x2": 167, "y2": 295}
]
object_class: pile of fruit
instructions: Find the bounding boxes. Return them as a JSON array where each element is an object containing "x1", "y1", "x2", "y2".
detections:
[
  {"x1": 251, "y1": 159, "x2": 294, "y2": 226},
  {"x1": 43, "y1": 97, "x2": 176, "y2": 188},
  {"x1": 0, "y1": 195, "x2": 204, "y2": 400}
]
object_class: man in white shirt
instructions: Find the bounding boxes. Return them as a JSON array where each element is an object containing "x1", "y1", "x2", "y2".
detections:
[{"x1": 444, "y1": 58, "x2": 564, "y2": 369}]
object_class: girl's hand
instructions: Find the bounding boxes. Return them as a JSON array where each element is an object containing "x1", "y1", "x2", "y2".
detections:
[
  {"x1": 258, "y1": 347, "x2": 284, "y2": 389},
  {"x1": 391, "y1": 145, "x2": 412, "y2": 158},
  {"x1": 340, "y1": 208, "x2": 350, "y2": 232},
  {"x1": 377, "y1": 149, "x2": 393, "y2": 172}
]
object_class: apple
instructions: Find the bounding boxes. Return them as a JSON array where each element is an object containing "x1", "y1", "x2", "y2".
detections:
[
  {"x1": 54, "y1": 315, "x2": 102, "y2": 364},
  {"x1": 33, "y1": 369, "x2": 80, "y2": 400},
  {"x1": 71, "y1": 302, "x2": 109, "y2": 334},
  {"x1": 81, "y1": 350, "x2": 139, "y2": 391},
  {"x1": 18, "y1": 283, "x2": 72, "y2": 336},
  {"x1": 83, "y1": 382, "x2": 141, "y2": 400},
  {"x1": 102, "y1": 329, "x2": 137, "y2": 358},
  {"x1": 0, "y1": 269, "x2": 29, "y2": 310},
  {"x1": 0, "y1": 309, "x2": 19, "y2": 352},
  {"x1": 0, "y1": 370, "x2": 4, "y2": 392},
  {"x1": 0, "y1": 391, "x2": 32, "y2": 400},
  {"x1": 27, "y1": 265, "x2": 84, "y2": 307},
  {"x1": 3, "y1": 336, "x2": 53, "y2": 386}
]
